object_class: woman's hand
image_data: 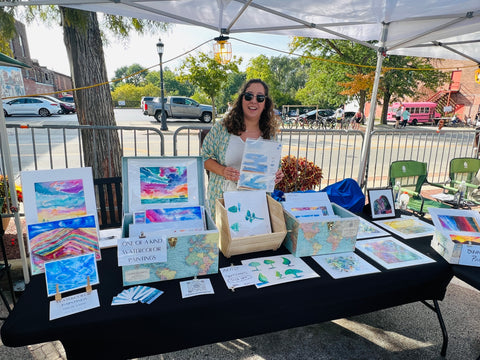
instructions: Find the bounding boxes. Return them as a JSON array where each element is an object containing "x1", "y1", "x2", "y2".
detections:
[
  {"x1": 223, "y1": 166, "x2": 240, "y2": 181},
  {"x1": 274, "y1": 169, "x2": 284, "y2": 184}
]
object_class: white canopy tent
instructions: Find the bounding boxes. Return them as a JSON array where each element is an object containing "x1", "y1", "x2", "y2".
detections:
[{"x1": 1, "y1": 0, "x2": 479, "y2": 281}]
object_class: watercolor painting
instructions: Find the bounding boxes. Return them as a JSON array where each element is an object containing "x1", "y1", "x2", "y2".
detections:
[
  {"x1": 34, "y1": 179, "x2": 87, "y2": 222},
  {"x1": 355, "y1": 237, "x2": 434, "y2": 269},
  {"x1": 224, "y1": 190, "x2": 271, "y2": 238},
  {"x1": 312, "y1": 252, "x2": 380, "y2": 279},
  {"x1": 356, "y1": 217, "x2": 390, "y2": 239},
  {"x1": 140, "y1": 166, "x2": 188, "y2": 204},
  {"x1": 44, "y1": 252, "x2": 99, "y2": 297},
  {"x1": 241, "y1": 254, "x2": 318, "y2": 288},
  {"x1": 27, "y1": 215, "x2": 101, "y2": 275},
  {"x1": 21, "y1": 168, "x2": 97, "y2": 226},
  {"x1": 124, "y1": 157, "x2": 200, "y2": 213},
  {"x1": 429, "y1": 208, "x2": 480, "y2": 235},
  {"x1": 237, "y1": 138, "x2": 282, "y2": 192},
  {"x1": 374, "y1": 216, "x2": 434, "y2": 239}
]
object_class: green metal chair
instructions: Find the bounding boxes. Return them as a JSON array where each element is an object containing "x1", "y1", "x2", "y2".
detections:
[
  {"x1": 447, "y1": 157, "x2": 480, "y2": 205},
  {"x1": 389, "y1": 160, "x2": 451, "y2": 216}
]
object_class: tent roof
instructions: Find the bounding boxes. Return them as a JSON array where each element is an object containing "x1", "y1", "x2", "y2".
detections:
[
  {"x1": 2, "y1": 0, "x2": 478, "y2": 63},
  {"x1": 0, "y1": 52, "x2": 30, "y2": 67}
]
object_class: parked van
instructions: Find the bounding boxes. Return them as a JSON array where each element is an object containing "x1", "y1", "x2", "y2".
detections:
[{"x1": 387, "y1": 102, "x2": 440, "y2": 126}]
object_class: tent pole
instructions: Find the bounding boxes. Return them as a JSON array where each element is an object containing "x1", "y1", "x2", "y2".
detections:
[
  {"x1": 357, "y1": 23, "x2": 389, "y2": 189},
  {"x1": 0, "y1": 102, "x2": 30, "y2": 284}
]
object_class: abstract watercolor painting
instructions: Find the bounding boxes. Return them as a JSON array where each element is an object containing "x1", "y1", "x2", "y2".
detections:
[
  {"x1": 224, "y1": 190, "x2": 271, "y2": 238},
  {"x1": 44, "y1": 252, "x2": 99, "y2": 297},
  {"x1": 27, "y1": 214, "x2": 101, "y2": 275},
  {"x1": 21, "y1": 168, "x2": 97, "y2": 226},
  {"x1": 356, "y1": 217, "x2": 390, "y2": 239},
  {"x1": 124, "y1": 157, "x2": 200, "y2": 213},
  {"x1": 355, "y1": 237, "x2": 434, "y2": 269},
  {"x1": 312, "y1": 252, "x2": 380, "y2": 279},
  {"x1": 241, "y1": 254, "x2": 318, "y2": 288},
  {"x1": 374, "y1": 216, "x2": 434, "y2": 239},
  {"x1": 237, "y1": 138, "x2": 282, "y2": 192},
  {"x1": 140, "y1": 166, "x2": 188, "y2": 204},
  {"x1": 429, "y1": 208, "x2": 480, "y2": 235}
]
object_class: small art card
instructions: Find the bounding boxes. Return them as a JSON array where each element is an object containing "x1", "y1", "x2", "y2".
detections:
[
  {"x1": 355, "y1": 237, "x2": 435, "y2": 269},
  {"x1": 368, "y1": 188, "x2": 395, "y2": 219},
  {"x1": 237, "y1": 138, "x2": 282, "y2": 192},
  {"x1": 356, "y1": 217, "x2": 390, "y2": 239},
  {"x1": 429, "y1": 208, "x2": 480, "y2": 235},
  {"x1": 179, "y1": 278, "x2": 214, "y2": 298},
  {"x1": 20, "y1": 167, "x2": 98, "y2": 225},
  {"x1": 312, "y1": 252, "x2": 380, "y2": 279},
  {"x1": 27, "y1": 214, "x2": 101, "y2": 275},
  {"x1": 241, "y1": 254, "x2": 319, "y2": 288},
  {"x1": 44, "y1": 253, "x2": 99, "y2": 297},
  {"x1": 111, "y1": 286, "x2": 163, "y2": 305},
  {"x1": 374, "y1": 215, "x2": 434, "y2": 239},
  {"x1": 124, "y1": 157, "x2": 200, "y2": 213},
  {"x1": 223, "y1": 190, "x2": 271, "y2": 238},
  {"x1": 282, "y1": 191, "x2": 335, "y2": 221}
]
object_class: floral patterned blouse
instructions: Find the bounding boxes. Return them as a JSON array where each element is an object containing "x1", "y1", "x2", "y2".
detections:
[{"x1": 201, "y1": 120, "x2": 231, "y2": 219}]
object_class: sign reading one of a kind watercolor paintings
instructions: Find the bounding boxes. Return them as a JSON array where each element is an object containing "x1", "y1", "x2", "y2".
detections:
[{"x1": 21, "y1": 168, "x2": 101, "y2": 276}]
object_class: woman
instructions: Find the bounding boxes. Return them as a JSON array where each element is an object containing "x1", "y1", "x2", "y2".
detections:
[
  {"x1": 201, "y1": 79, "x2": 284, "y2": 218},
  {"x1": 353, "y1": 110, "x2": 363, "y2": 130}
]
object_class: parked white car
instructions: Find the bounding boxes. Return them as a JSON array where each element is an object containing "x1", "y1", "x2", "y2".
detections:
[{"x1": 3, "y1": 97, "x2": 61, "y2": 117}]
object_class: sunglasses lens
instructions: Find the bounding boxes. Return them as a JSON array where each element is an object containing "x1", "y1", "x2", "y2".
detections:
[
  {"x1": 243, "y1": 93, "x2": 266, "y2": 102},
  {"x1": 243, "y1": 93, "x2": 254, "y2": 101}
]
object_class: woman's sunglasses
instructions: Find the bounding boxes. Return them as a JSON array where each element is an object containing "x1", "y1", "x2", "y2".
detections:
[{"x1": 243, "y1": 92, "x2": 266, "y2": 103}]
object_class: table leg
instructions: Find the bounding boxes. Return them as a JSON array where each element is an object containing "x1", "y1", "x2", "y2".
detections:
[{"x1": 421, "y1": 299, "x2": 448, "y2": 357}]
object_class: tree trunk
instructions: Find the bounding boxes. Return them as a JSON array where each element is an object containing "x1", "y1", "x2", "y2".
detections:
[
  {"x1": 61, "y1": 8, "x2": 122, "y2": 179},
  {"x1": 381, "y1": 92, "x2": 391, "y2": 124}
]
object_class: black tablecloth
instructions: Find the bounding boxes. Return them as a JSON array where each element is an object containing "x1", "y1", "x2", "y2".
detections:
[
  {"x1": 1, "y1": 228, "x2": 453, "y2": 360},
  {"x1": 452, "y1": 264, "x2": 480, "y2": 290}
]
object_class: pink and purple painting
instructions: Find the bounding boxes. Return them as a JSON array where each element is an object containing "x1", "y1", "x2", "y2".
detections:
[
  {"x1": 34, "y1": 179, "x2": 87, "y2": 222},
  {"x1": 140, "y1": 166, "x2": 188, "y2": 204},
  {"x1": 27, "y1": 215, "x2": 100, "y2": 275}
]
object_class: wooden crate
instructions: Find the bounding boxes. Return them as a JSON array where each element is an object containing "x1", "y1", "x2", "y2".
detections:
[{"x1": 216, "y1": 195, "x2": 287, "y2": 258}]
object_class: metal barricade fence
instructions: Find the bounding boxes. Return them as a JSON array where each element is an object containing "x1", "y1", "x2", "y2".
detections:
[
  {"x1": 366, "y1": 128, "x2": 478, "y2": 189},
  {"x1": 1, "y1": 124, "x2": 164, "y2": 179}
]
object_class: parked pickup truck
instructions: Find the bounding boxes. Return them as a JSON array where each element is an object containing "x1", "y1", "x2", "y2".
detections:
[{"x1": 142, "y1": 96, "x2": 213, "y2": 123}]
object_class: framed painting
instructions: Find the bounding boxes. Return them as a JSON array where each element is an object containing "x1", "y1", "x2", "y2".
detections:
[
  {"x1": 368, "y1": 188, "x2": 395, "y2": 219},
  {"x1": 20, "y1": 167, "x2": 98, "y2": 226},
  {"x1": 123, "y1": 157, "x2": 202, "y2": 213}
]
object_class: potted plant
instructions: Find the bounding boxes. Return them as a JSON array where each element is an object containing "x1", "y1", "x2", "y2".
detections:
[
  {"x1": 0, "y1": 175, "x2": 22, "y2": 230},
  {"x1": 275, "y1": 155, "x2": 322, "y2": 193}
]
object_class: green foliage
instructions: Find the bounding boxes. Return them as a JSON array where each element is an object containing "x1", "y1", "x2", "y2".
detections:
[
  {"x1": 112, "y1": 63, "x2": 148, "y2": 88},
  {"x1": 177, "y1": 52, "x2": 242, "y2": 117},
  {"x1": 111, "y1": 83, "x2": 160, "y2": 105},
  {"x1": 0, "y1": 9, "x2": 16, "y2": 55}
]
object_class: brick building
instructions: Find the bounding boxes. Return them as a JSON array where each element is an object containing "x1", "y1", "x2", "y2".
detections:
[{"x1": 8, "y1": 20, "x2": 72, "y2": 97}]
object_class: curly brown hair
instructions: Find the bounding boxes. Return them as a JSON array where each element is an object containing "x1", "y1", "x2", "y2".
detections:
[{"x1": 223, "y1": 79, "x2": 278, "y2": 139}]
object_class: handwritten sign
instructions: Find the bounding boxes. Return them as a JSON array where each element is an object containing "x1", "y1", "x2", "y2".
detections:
[
  {"x1": 220, "y1": 265, "x2": 257, "y2": 289},
  {"x1": 459, "y1": 244, "x2": 480, "y2": 266},
  {"x1": 49, "y1": 290, "x2": 100, "y2": 320},
  {"x1": 180, "y1": 278, "x2": 214, "y2": 298},
  {"x1": 117, "y1": 235, "x2": 167, "y2": 266}
]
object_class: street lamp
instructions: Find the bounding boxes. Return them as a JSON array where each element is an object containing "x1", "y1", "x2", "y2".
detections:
[{"x1": 156, "y1": 38, "x2": 168, "y2": 131}]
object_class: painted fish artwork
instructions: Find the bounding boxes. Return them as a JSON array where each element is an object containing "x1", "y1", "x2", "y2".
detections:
[
  {"x1": 140, "y1": 166, "x2": 188, "y2": 204},
  {"x1": 242, "y1": 254, "x2": 319, "y2": 288},
  {"x1": 34, "y1": 179, "x2": 87, "y2": 222},
  {"x1": 27, "y1": 215, "x2": 101, "y2": 275}
]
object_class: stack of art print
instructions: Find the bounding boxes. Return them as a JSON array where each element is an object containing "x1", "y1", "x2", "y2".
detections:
[
  {"x1": 312, "y1": 252, "x2": 380, "y2": 279},
  {"x1": 44, "y1": 253, "x2": 99, "y2": 297},
  {"x1": 224, "y1": 190, "x2": 271, "y2": 238},
  {"x1": 356, "y1": 217, "x2": 390, "y2": 239},
  {"x1": 282, "y1": 192, "x2": 336, "y2": 221},
  {"x1": 240, "y1": 254, "x2": 318, "y2": 288},
  {"x1": 28, "y1": 215, "x2": 101, "y2": 275},
  {"x1": 429, "y1": 208, "x2": 480, "y2": 235},
  {"x1": 374, "y1": 215, "x2": 434, "y2": 239},
  {"x1": 355, "y1": 237, "x2": 435, "y2": 269},
  {"x1": 124, "y1": 157, "x2": 200, "y2": 213},
  {"x1": 237, "y1": 138, "x2": 282, "y2": 192}
]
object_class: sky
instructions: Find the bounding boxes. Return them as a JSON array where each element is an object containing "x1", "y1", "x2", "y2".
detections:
[{"x1": 24, "y1": 21, "x2": 294, "y2": 80}]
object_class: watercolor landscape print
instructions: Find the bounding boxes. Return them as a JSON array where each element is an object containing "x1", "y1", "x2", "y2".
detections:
[
  {"x1": 34, "y1": 179, "x2": 87, "y2": 222},
  {"x1": 140, "y1": 166, "x2": 188, "y2": 204},
  {"x1": 27, "y1": 215, "x2": 101, "y2": 275}
]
